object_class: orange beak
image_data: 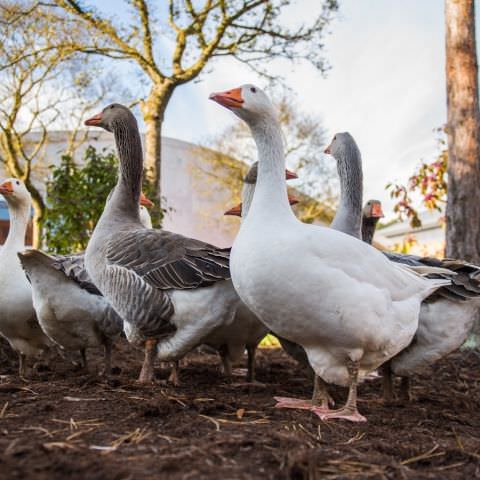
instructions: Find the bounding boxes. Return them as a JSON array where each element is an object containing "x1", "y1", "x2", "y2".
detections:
[
  {"x1": 324, "y1": 144, "x2": 332, "y2": 155},
  {"x1": 370, "y1": 203, "x2": 384, "y2": 218},
  {"x1": 85, "y1": 111, "x2": 103, "y2": 126},
  {"x1": 225, "y1": 194, "x2": 299, "y2": 217},
  {"x1": 224, "y1": 203, "x2": 242, "y2": 217},
  {"x1": 140, "y1": 192, "x2": 154, "y2": 208},
  {"x1": 209, "y1": 87, "x2": 244, "y2": 109},
  {"x1": 0, "y1": 180, "x2": 13, "y2": 195},
  {"x1": 288, "y1": 194, "x2": 299, "y2": 206},
  {"x1": 285, "y1": 169, "x2": 298, "y2": 180}
]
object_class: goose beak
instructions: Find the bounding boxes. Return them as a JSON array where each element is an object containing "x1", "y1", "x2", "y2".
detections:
[
  {"x1": 285, "y1": 169, "x2": 298, "y2": 180},
  {"x1": 225, "y1": 194, "x2": 298, "y2": 217},
  {"x1": 224, "y1": 203, "x2": 242, "y2": 217},
  {"x1": 209, "y1": 88, "x2": 244, "y2": 109},
  {"x1": 324, "y1": 145, "x2": 331, "y2": 155},
  {"x1": 140, "y1": 192, "x2": 154, "y2": 208},
  {"x1": 0, "y1": 180, "x2": 13, "y2": 195},
  {"x1": 371, "y1": 203, "x2": 384, "y2": 218},
  {"x1": 85, "y1": 111, "x2": 103, "y2": 126},
  {"x1": 288, "y1": 194, "x2": 299, "y2": 206}
]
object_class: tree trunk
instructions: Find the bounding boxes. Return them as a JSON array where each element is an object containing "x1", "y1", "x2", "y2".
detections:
[
  {"x1": 141, "y1": 81, "x2": 174, "y2": 225},
  {"x1": 30, "y1": 189, "x2": 45, "y2": 249},
  {"x1": 445, "y1": 0, "x2": 480, "y2": 262}
]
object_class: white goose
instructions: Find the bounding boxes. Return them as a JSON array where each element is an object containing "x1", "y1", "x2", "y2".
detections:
[
  {"x1": 0, "y1": 179, "x2": 52, "y2": 375},
  {"x1": 17, "y1": 193, "x2": 154, "y2": 374},
  {"x1": 325, "y1": 133, "x2": 480, "y2": 402},
  {"x1": 210, "y1": 85, "x2": 449, "y2": 422}
]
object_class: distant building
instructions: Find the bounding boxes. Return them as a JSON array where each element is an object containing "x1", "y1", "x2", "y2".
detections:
[
  {"x1": 377, "y1": 210, "x2": 445, "y2": 257},
  {"x1": 0, "y1": 131, "x2": 330, "y2": 247},
  {"x1": 0, "y1": 199, "x2": 9, "y2": 243},
  {"x1": 0, "y1": 199, "x2": 33, "y2": 246}
]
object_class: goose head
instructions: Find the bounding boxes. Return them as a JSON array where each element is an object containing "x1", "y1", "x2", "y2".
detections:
[
  {"x1": 209, "y1": 84, "x2": 275, "y2": 123},
  {"x1": 140, "y1": 192, "x2": 154, "y2": 208},
  {"x1": 105, "y1": 189, "x2": 152, "y2": 205},
  {"x1": 85, "y1": 103, "x2": 137, "y2": 133},
  {"x1": 324, "y1": 132, "x2": 360, "y2": 158},
  {"x1": 225, "y1": 193, "x2": 299, "y2": 217},
  {"x1": 224, "y1": 161, "x2": 299, "y2": 216},
  {"x1": 363, "y1": 199, "x2": 384, "y2": 219},
  {"x1": 104, "y1": 187, "x2": 153, "y2": 226},
  {"x1": 139, "y1": 192, "x2": 154, "y2": 229},
  {"x1": 0, "y1": 178, "x2": 31, "y2": 208},
  {"x1": 244, "y1": 161, "x2": 298, "y2": 184}
]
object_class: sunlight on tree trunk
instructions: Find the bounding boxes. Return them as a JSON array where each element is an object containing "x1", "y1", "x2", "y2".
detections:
[
  {"x1": 30, "y1": 196, "x2": 44, "y2": 249},
  {"x1": 445, "y1": 0, "x2": 480, "y2": 262},
  {"x1": 141, "y1": 83, "x2": 174, "y2": 204}
]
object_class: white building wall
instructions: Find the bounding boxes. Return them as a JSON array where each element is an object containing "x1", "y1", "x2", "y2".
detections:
[
  {"x1": 0, "y1": 131, "x2": 239, "y2": 248},
  {"x1": 377, "y1": 210, "x2": 446, "y2": 256}
]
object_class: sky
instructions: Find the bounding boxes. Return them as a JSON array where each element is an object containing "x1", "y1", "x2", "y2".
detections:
[{"x1": 85, "y1": 1, "x2": 480, "y2": 216}]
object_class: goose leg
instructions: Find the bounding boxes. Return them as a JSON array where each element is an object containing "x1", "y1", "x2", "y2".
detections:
[
  {"x1": 275, "y1": 375, "x2": 333, "y2": 410},
  {"x1": 102, "y1": 341, "x2": 113, "y2": 376},
  {"x1": 246, "y1": 345, "x2": 256, "y2": 383},
  {"x1": 228, "y1": 345, "x2": 268, "y2": 388},
  {"x1": 80, "y1": 348, "x2": 88, "y2": 370},
  {"x1": 18, "y1": 353, "x2": 27, "y2": 378},
  {"x1": 138, "y1": 338, "x2": 158, "y2": 383},
  {"x1": 167, "y1": 360, "x2": 180, "y2": 386},
  {"x1": 311, "y1": 361, "x2": 367, "y2": 422},
  {"x1": 399, "y1": 376, "x2": 411, "y2": 402},
  {"x1": 312, "y1": 375, "x2": 335, "y2": 408},
  {"x1": 220, "y1": 348, "x2": 232, "y2": 377},
  {"x1": 381, "y1": 361, "x2": 395, "y2": 402}
]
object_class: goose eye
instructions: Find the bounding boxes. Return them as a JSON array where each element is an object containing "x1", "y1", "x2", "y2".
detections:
[
  {"x1": 110, "y1": 105, "x2": 115, "y2": 109},
  {"x1": 16, "y1": 181, "x2": 20, "y2": 185},
  {"x1": 250, "y1": 87, "x2": 256, "y2": 93}
]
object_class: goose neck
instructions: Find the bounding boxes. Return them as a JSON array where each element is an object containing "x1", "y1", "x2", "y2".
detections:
[
  {"x1": 3, "y1": 199, "x2": 30, "y2": 251},
  {"x1": 361, "y1": 217, "x2": 378, "y2": 245},
  {"x1": 240, "y1": 181, "x2": 255, "y2": 222},
  {"x1": 112, "y1": 119, "x2": 144, "y2": 220},
  {"x1": 249, "y1": 118, "x2": 294, "y2": 219},
  {"x1": 331, "y1": 150, "x2": 363, "y2": 238}
]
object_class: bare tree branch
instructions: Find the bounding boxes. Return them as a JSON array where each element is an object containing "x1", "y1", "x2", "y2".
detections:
[{"x1": 2, "y1": 0, "x2": 338, "y2": 221}]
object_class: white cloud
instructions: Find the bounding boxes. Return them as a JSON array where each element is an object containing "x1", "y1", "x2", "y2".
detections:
[{"x1": 162, "y1": 0, "x2": 463, "y2": 219}]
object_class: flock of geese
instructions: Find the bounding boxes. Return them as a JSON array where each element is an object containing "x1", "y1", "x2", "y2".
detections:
[{"x1": 1, "y1": 84, "x2": 479, "y2": 423}]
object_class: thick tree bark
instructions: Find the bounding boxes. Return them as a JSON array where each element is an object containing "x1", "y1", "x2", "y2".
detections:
[
  {"x1": 141, "y1": 81, "x2": 174, "y2": 221},
  {"x1": 30, "y1": 189, "x2": 45, "y2": 249},
  {"x1": 445, "y1": 0, "x2": 480, "y2": 262}
]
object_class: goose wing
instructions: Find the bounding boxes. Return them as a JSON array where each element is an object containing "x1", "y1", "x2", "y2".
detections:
[
  {"x1": 52, "y1": 252, "x2": 102, "y2": 295},
  {"x1": 385, "y1": 252, "x2": 480, "y2": 302},
  {"x1": 105, "y1": 228, "x2": 231, "y2": 291}
]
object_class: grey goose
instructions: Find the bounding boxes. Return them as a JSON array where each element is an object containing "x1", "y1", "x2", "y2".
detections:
[{"x1": 83, "y1": 104, "x2": 236, "y2": 383}]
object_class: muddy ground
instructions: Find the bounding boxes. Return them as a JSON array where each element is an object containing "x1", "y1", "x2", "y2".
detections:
[{"x1": 0, "y1": 338, "x2": 479, "y2": 480}]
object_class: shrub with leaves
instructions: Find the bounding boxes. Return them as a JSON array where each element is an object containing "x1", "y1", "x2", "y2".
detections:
[
  {"x1": 43, "y1": 146, "x2": 118, "y2": 254},
  {"x1": 386, "y1": 130, "x2": 448, "y2": 228},
  {"x1": 44, "y1": 146, "x2": 168, "y2": 254}
]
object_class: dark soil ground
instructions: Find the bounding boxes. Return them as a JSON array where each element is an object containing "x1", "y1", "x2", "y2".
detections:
[{"x1": 0, "y1": 337, "x2": 479, "y2": 480}]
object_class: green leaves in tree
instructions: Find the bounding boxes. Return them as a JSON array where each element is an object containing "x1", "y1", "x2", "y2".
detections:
[
  {"x1": 43, "y1": 146, "x2": 167, "y2": 254},
  {"x1": 43, "y1": 146, "x2": 118, "y2": 254}
]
